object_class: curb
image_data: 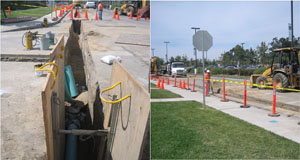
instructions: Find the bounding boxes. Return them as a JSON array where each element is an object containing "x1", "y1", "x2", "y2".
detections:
[{"x1": 1, "y1": 10, "x2": 70, "y2": 33}]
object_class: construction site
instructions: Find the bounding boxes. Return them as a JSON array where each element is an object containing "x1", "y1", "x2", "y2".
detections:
[{"x1": 1, "y1": 2, "x2": 150, "y2": 160}]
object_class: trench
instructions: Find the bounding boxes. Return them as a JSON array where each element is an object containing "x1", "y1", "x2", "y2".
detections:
[{"x1": 62, "y1": 20, "x2": 104, "y2": 160}]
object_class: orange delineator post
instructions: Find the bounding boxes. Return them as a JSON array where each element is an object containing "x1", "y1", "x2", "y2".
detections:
[
  {"x1": 8, "y1": 7, "x2": 11, "y2": 16},
  {"x1": 179, "y1": 80, "x2": 182, "y2": 88},
  {"x1": 167, "y1": 77, "x2": 170, "y2": 85},
  {"x1": 173, "y1": 74, "x2": 177, "y2": 87},
  {"x1": 240, "y1": 80, "x2": 250, "y2": 108},
  {"x1": 220, "y1": 77, "x2": 229, "y2": 102},
  {"x1": 191, "y1": 75, "x2": 196, "y2": 92},
  {"x1": 186, "y1": 76, "x2": 190, "y2": 90},
  {"x1": 268, "y1": 83, "x2": 280, "y2": 117},
  {"x1": 157, "y1": 76, "x2": 161, "y2": 88},
  {"x1": 160, "y1": 77, "x2": 165, "y2": 89}
]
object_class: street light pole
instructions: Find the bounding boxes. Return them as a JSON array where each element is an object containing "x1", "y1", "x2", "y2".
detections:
[
  {"x1": 164, "y1": 41, "x2": 170, "y2": 63},
  {"x1": 151, "y1": 48, "x2": 155, "y2": 57},
  {"x1": 191, "y1": 27, "x2": 200, "y2": 74},
  {"x1": 291, "y1": 0, "x2": 294, "y2": 47}
]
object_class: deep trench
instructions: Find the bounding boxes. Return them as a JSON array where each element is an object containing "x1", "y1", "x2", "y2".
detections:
[{"x1": 63, "y1": 20, "x2": 104, "y2": 160}]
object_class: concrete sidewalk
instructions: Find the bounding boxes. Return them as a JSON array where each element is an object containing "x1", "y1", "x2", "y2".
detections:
[
  {"x1": 151, "y1": 80, "x2": 300, "y2": 143},
  {"x1": 1, "y1": 10, "x2": 69, "y2": 32}
]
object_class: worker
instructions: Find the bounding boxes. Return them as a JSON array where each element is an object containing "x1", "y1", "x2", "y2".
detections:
[
  {"x1": 97, "y1": 2, "x2": 103, "y2": 20},
  {"x1": 205, "y1": 70, "x2": 214, "y2": 95}
]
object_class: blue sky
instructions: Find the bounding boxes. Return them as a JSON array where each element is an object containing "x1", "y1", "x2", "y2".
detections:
[{"x1": 151, "y1": 1, "x2": 300, "y2": 61}]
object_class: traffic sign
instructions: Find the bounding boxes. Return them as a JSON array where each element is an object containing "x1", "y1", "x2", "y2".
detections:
[{"x1": 193, "y1": 30, "x2": 213, "y2": 51}]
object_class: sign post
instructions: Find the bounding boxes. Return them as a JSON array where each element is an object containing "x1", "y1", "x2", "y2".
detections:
[{"x1": 193, "y1": 30, "x2": 213, "y2": 109}]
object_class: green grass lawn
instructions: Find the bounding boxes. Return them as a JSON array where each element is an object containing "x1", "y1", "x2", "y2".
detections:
[
  {"x1": 1, "y1": 7, "x2": 52, "y2": 19},
  {"x1": 151, "y1": 101, "x2": 300, "y2": 159},
  {"x1": 150, "y1": 83, "x2": 157, "y2": 88},
  {"x1": 151, "y1": 88, "x2": 182, "y2": 99}
]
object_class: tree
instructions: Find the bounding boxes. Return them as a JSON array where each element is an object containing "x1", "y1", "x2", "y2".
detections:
[
  {"x1": 169, "y1": 56, "x2": 175, "y2": 63},
  {"x1": 256, "y1": 42, "x2": 269, "y2": 65},
  {"x1": 174, "y1": 56, "x2": 181, "y2": 62}
]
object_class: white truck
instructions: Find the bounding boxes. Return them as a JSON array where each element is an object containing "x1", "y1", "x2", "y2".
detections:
[{"x1": 166, "y1": 62, "x2": 187, "y2": 77}]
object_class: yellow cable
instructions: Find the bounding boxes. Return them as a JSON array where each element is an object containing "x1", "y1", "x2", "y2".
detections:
[
  {"x1": 35, "y1": 62, "x2": 58, "y2": 89},
  {"x1": 100, "y1": 81, "x2": 131, "y2": 104}
]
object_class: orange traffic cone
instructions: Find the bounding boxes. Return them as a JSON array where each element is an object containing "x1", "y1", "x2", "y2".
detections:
[
  {"x1": 160, "y1": 77, "x2": 165, "y2": 89},
  {"x1": 146, "y1": 17, "x2": 150, "y2": 20},
  {"x1": 129, "y1": 11, "x2": 133, "y2": 19},
  {"x1": 179, "y1": 80, "x2": 182, "y2": 88},
  {"x1": 136, "y1": 12, "x2": 139, "y2": 21},
  {"x1": 85, "y1": 8, "x2": 88, "y2": 19},
  {"x1": 157, "y1": 77, "x2": 161, "y2": 88},
  {"x1": 95, "y1": 12, "x2": 98, "y2": 20},
  {"x1": 70, "y1": 9, "x2": 73, "y2": 19},
  {"x1": 183, "y1": 80, "x2": 186, "y2": 89},
  {"x1": 167, "y1": 77, "x2": 170, "y2": 85},
  {"x1": 59, "y1": 9, "x2": 62, "y2": 17},
  {"x1": 150, "y1": 74, "x2": 153, "y2": 80},
  {"x1": 137, "y1": 8, "x2": 141, "y2": 20},
  {"x1": 117, "y1": 12, "x2": 120, "y2": 20},
  {"x1": 113, "y1": 10, "x2": 116, "y2": 18},
  {"x1": 77, "y1": 10, "x2": 80, "y2": 18}
]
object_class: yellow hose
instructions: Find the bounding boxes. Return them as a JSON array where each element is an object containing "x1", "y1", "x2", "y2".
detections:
[
  {"x1": 100, "y1": 81, "x2": 131, "y2": 104},
  {"x1": 35, "y1": 62, "x2": 58, "y2": 89}
]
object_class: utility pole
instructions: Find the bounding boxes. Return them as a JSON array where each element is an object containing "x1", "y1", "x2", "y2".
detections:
[
  {"x1": 151, "y1": 48, "x2": 155, "y2": 57},
  {"x1": 164, "y1": 41, "x2": 170, "y2": 63},
  {"x1": 191, "y1": 27, "x2": 200, "y2": 74},
  {"x1": 291, "y1": 0, "x2": 294, "y2": 47}
]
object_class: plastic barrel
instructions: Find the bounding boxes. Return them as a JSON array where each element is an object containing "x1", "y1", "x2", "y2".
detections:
[
  {"x1": 65, "y1": 65, "x2": 78, "y2": 97},
  {"x1": 65, "y1": 123, "x2": 78, "y2": 160}
]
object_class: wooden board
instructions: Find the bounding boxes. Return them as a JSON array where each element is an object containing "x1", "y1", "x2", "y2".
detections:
[
  {"x1": 102, "y1": 61, "x2": 150, "y2": 160},
  {"x1": 41, "y1": 35, "x2": 65, "y2": 160}
]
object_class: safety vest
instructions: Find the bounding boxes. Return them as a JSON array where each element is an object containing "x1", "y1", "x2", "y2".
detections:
[
  {"x1": 98, "y1": 3, "x2": 103, "y2": 10},
  {"x1": 205, "y1": 72, "x2": 211, "y2": 83}
]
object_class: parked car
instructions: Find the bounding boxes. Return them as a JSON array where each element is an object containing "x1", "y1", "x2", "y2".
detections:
[
  {"x1": 224, "y1": 65, "x2": 236, "y2": 70},
  {"x1": 85, "y1": 1, "x2": 96, "y2": 9}
]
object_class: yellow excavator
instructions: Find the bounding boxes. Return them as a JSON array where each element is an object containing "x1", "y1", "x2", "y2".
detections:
[
  {"x1": 114, "y1": 0, "x2": 148, "y2": 16},
  {"x1": 250, "y1": 47, "x2": 300, "y2": 91}
]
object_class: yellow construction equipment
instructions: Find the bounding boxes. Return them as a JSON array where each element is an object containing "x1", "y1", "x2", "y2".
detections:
[
  {"x1": 115, "y1": 0, "x2": 147, "y2": 16},
  {"x1": 25, "y1": 31, "x2": 32, "y2": 50},
  {"x1": 250, "y1": 47, "x2": 300, "y2": 91}
]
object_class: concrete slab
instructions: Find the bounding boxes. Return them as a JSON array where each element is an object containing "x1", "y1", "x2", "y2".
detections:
[
  {"x1": 1, "y1": 62, "x2": 47, "y2": 159},
  {"x1": 151, "y1": 80, "x2": 300, "y2": 144}
]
